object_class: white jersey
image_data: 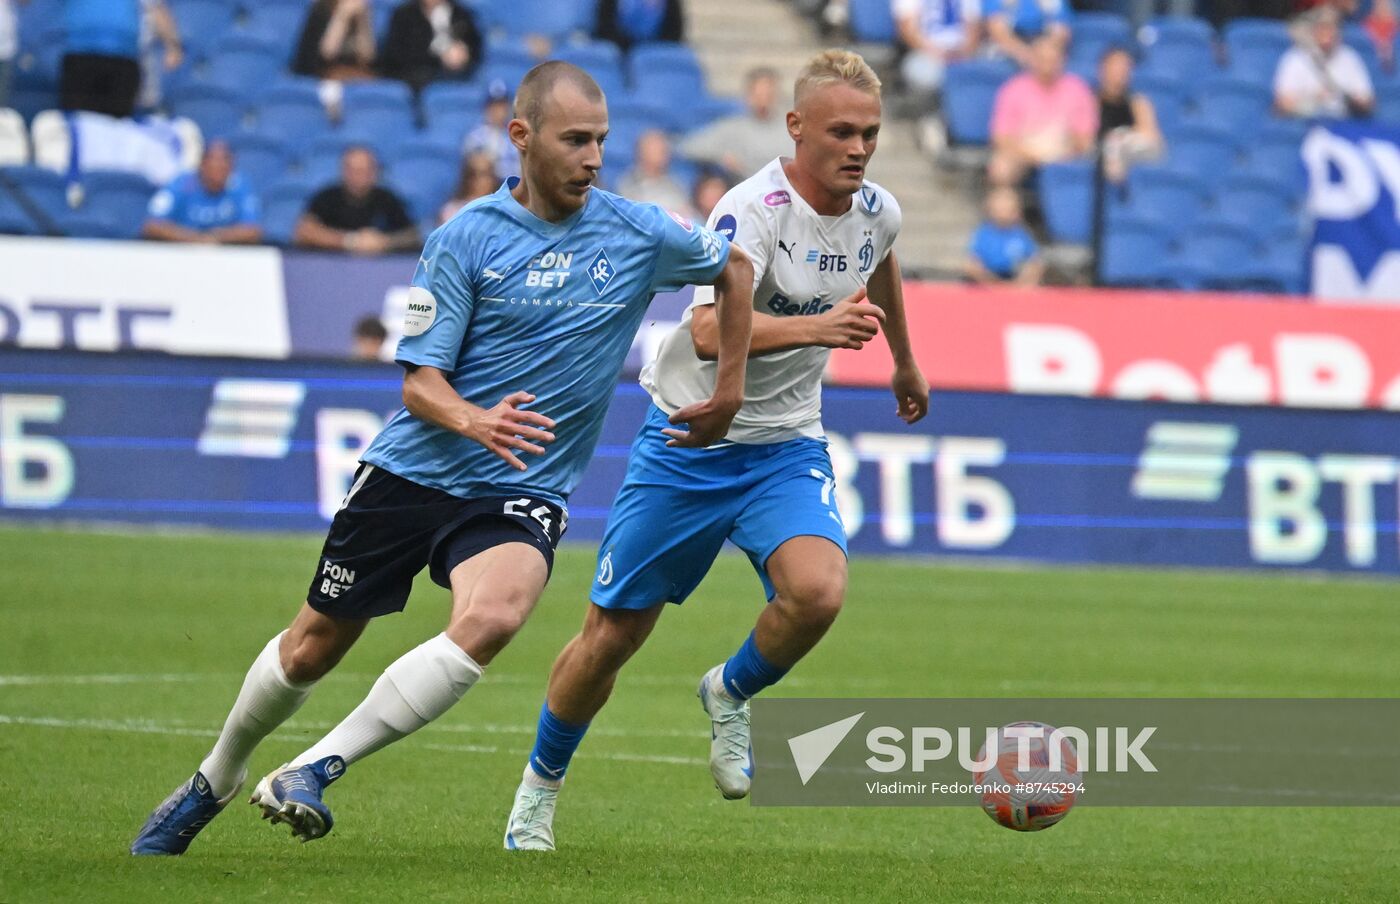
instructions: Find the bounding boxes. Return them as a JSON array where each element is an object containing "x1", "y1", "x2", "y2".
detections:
[{"x1": 641, "y1": 158, "x2": 901, "y2": 444}]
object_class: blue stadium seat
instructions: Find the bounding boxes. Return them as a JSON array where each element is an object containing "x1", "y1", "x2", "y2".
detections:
[
  {"x1": 342, "y1": 80, "x2": 415, "y2": 114},
  {"x1": 384, "y1": 135, "x2": 462, "y2": 170},
  {"x1": 1139, "y1": 38, "x2": 1219, "y2": 79},
  {"x1": 168, "y1": 0, "x2": 238, "y2": 61},
  {"x1": 1238, "y1": 241, "x2": 1306, "y2": 294},
  {"x1": 1211, "y1": 185, "x2": 1297, "y2": 235},
  {"x1": 80, "y1": 171, "x2": 154, "y2": 238},
  {"x1": 13, "y1": 40, "x2": 64, "y2": 91},
  {"x1": 1074, "y1": 12, "x2": 1133, "y2": 47},
  {"x1": 218, "y1": 31, "x2": 286, "y2": 58},
  {"x1": 0, "y1": 195, "x2": 39, "y2": 235},
  {"x1": 0, "y1": 165, "x2": 70, "y2": 223},
  {"x1": 628, "y1": 43, "x2": 705, "y2": 90},
  {"x1": 1225, "y1": 44, "x2": 1284, "y2": 87},
  {"x1": 227, "y1": 134, "x2": 291, "y2": 191},
  {"x1": 342, "y1": 106, "x2": 419, "y2": 144},
  {"x1": 1163, "y1": 124, "x2": 1240, "y2": 189},
  {"x1": 1378, "y1": 85, "x2": 1400, "y2": 124},
  {"x1": 483, "y1": 36, "x2": 544, "y2": 74},
  {"x1": 848, "y1": 0, "x2": 897, "y2": 43},
  {"x1": 201, "y1": 48, "x2": 286, "y2": 94},
  {"x1": 298, "y1": 148, "x2": 349, "y2": 190},
  {"x1": 1100, "y1": 217, "x2": 1172, "y2": 286},
  {"x1": 1222, "y1": 17, "x2": 1291, "y2": 56},
  {"x1": 262, "y1": 195, "x2": 306, "y2": 245},
  {"x1": 478, "y1": 0, "x2": 597, "y2": 39},
  {"x1": 1037, "y1": 161, "x2": 1094, "y2": 245},
  {"x1": 1194, "y1": 76, "x2": 1271, "y2": 132},
  {"x1": 692, "y1": 96, "x2": 745, "y2": 130},
  {"x1": 1166, "y1": 222, "x2": 1260, "y2": 289},
  {"x1": 387, "y1": 155, "x2": 458, "y2": 222},
  {"x1": 554, "y1": 41, "x2": 623, "y2": 78},
  {"x1": 254, "y1": 96, "x2": 333, "y2": 146},
  {"x1": 1114, "y1": 166, "x2": 1209, "y2": 236},
  {"x1": 943, "y1": 61, "x2": 1014, "y2": 145},
  {"x1": 1220, "y1": 170, "x2": 1300, "y2": 203},
  {"x1": 1139, "y1": 15, "x2": 1214, "y2": 48},
  {"x1": 261, "y1": 78, "x2": 325, "y2": 109},
  {"x1": 55, "y1": 208, "x2": 122, "y2": 239},
  {"x1": 424, "y1": 111, "x2": 480, "y2": 147},
  {"x1": 237, "y1": 1, "x2": 309, "y2": 46},
  {"x1": 1241, "y1": 137, "x2": 1305, "y2": 196},
  {"x1": 168, "y1": 83, "x2": 245, "y2": 140},
  {"x1": 422, "y1": 82, "x2": 487, "y2": 129}
]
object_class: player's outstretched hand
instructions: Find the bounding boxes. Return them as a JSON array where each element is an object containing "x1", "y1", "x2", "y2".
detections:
[
  {"x1": 811, "y1": 286, "x2": 886, "y2": 350},
  {"x1": 662, "y1": 395, "x2": 743, "y2": 448},
  {"x1": 464, "y1": 391, "x2": 556, "y2": 471},
  {"x1": 892, "y1": 365, "x2": 930, "y2": 425}
]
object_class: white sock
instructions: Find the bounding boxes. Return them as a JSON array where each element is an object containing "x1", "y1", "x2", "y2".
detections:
[
  {"x1": 289, "y1": 633, "x2": 482, "y2": 768},
  {"x1": 199, "y1": 631, "x2": 316, "y2": 798},
  {"x1": 522, "y1": 762, "x2": 562, "y2": 791}
]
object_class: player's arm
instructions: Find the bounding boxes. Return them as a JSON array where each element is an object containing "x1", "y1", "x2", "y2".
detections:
[
  {"x1": 142, "y1": 219, "x2": 211, "y2": 243},
  {"x1": 866, "y1": 250, "x2": 929, "y2": 425},
  {"x1": 662, "y1": 244, "x2": 753, "y2": 448},
  {"x1": 401, "y1": 366, "x2": 556, "y2": 472},
  {"x1": 691, "y1": 289, "x2": 887, "y2": 360}
]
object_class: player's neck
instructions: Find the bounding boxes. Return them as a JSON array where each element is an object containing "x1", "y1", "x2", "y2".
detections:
[
  {"x1": 782, "y1": 159, "x2": 853, "y2": 217},
  {"x1": 510, "y1": 177, "x2": 576, "y2": 224}
]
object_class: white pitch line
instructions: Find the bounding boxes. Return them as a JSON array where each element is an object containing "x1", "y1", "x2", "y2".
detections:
[
  {"x1": 0, "y1": 672, "x2": 826, "y2": 689},
  {"x1": 0, "y1": 714, "x2": 707, "y2": 768}
]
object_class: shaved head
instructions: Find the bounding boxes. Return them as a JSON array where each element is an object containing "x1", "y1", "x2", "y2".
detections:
[{"x1": 515, "y1": 61, "x2": 605, "y2": 130}]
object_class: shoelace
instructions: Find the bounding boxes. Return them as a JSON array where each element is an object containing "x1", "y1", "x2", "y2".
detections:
[
  {"x1": 713, "y1": 707, "x2": 750, "y2": 764},
  {"x1": 513, "y1": 790, "x2": 555, "y2": 843},
  {"x1": 279, "y1": 770, "x2": 312, "y2": 794}
]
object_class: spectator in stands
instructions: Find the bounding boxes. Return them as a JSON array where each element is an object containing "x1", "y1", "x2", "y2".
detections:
[
  {"x1": 292, "y1": 0, "x2": 377, "y2": 81},
  {"x1": 438, "y1": 150, "x2": 497, "y2": 224},
  {"x1": 893, "y1": 0, "x2": 982, "y2": 95},
  {"x1": 618, "y1": 129, "x2": 691, "y2": 212},
  {"x1": 61, "y1": 0, "x2": 143, "y2": 118},
  {"x1": 351, "y1": 315, "x2": 388, "y2": 360},
  {"x1": 1096, "y1": 47, "x2": 1162, "y2": 184},
  {"x1": 136, "y1": 0, "x2": 183, "y2": 112},
  {"x1": 594, "y1": 0, "x2": 685, "y2": 54},
  {"x1": 463, "y1": 80, "x2": 519, "y2": 179},
  {"x1": 679, "y1": 67, "x2": 789, "y2": 180},
  {"x1": 987, "y1": 36, "x2": 1096, "y2": 188},
  {"x1": 963, "y1": 186, "x2": 1043, "y2": 285},
  {"x1": 1274, "y1": 7, "x2": 1374, "y2": 119},
  {"x1": 0, "y1": 0, "x2": 16, "y2": 111},
  {"x1": 142, "y1": 141, "x2": 263, "y2": 245},
  {"x1": 295, "y1": 146, "x2": 420, "y2": 255},
  {"x1": 690, "y1": 170, "x2": 732, "y2": 221},
  {"x1": 378, "y1": 0, "x2": 483, "y2": 92},
  {"x1": 983, "y1": 0, "x2": 1069, "y2": 68}
]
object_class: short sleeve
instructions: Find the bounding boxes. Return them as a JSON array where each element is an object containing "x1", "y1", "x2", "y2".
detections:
[
  {"x1": 688, "y1": 187, "x2": 773, "y2": 309},
  {"x1": 649, "y1": 206, "x2": 730, "y2": 294},
  {"x1": 393, "y1": 230, "x2": 475, "y2": 371}
]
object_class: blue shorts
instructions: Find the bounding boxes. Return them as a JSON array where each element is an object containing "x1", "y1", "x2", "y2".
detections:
[{"x1": 591, "y1": 405, "x2": 848, "y2": 609}]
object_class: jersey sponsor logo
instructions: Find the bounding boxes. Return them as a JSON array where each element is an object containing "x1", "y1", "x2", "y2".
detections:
[
  {"x1": 318, "y1": 558, "x2": 357, "y2": 599},
  {"x1": 859, "y1": 185, "x2": 882, "y2": 215},
  {"x1": 525, "y1": 251, "x2": 573, "y2": 288},
  {"x1": 699, "y1": 227, "x2": 724, "y2": 264},
  {"x1": 766, "y1": 292, "x2": 834, "y2": 317},
  {"x1": 715, "y1": 213, "x2": 737, "y2": 241},
  {"x1": 588, "y1": 249, "x2": 616, "y2": 294},
  {"x1": 859, "y1": 236, "x2": 875, "y2": 273},
  {"x1": 806, "y1": 249, "x2": 848, "y2": 272},
  {"x1": 402, "y1": 286, "x2": 437, "y2": 336},
  {"x1": 668, "y1": 210, "x2": 694, "y2": 231},
  {"x1": 764, "y1": 190, "x2": 792, "y2": 207}
]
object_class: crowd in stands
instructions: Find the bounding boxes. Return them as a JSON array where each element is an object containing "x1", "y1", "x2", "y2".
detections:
[
  {"x1": 791, "y1": 0, "x2": 1400, "y2": 291},
  {"x1": 0, "y1": 0, "x2": 777, "y2": 256}
]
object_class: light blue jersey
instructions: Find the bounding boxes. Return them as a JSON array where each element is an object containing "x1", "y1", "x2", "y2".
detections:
[{"x1": 363, "y1": 179, "x2": 729, "y2": 508}]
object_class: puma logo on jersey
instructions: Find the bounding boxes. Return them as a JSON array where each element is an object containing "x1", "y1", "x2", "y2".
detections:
[
  {"x1": 777, "y1": 239, "x2": 796, "y2": 263},
  {"x1": 483, "y1": 267, "x2": 508, "y2": 281}
]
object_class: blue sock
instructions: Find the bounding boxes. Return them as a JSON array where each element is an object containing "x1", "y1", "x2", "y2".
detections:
[
  {"x1": 720, "y1": 631, "x2": 789, "y2": 700},
  {"x1": 527, "y1": 704, "x2": 590, "y2": 782}
]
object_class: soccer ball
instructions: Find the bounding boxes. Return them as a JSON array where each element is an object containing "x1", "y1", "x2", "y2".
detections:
[{"x1": 972, "y1": 721, "x2": 1080, "y2": 831}]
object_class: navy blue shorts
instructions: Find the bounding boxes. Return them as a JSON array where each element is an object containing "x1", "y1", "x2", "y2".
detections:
[{"x1": 306, "y1": 464, "x2": 567, "y2": 620}]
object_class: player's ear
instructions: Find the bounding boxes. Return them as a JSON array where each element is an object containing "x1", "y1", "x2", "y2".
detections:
[
  {"x1": 786, "y1": 110, "x2": 801, "y2": 143},
  {"x1": 508, "y1": 118, "x2": 530, "y2": 155}
]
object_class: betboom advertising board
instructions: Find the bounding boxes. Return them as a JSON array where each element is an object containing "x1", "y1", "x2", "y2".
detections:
[{"x1": 3, "y1": 349, "x2": 1399, "y2": 576}]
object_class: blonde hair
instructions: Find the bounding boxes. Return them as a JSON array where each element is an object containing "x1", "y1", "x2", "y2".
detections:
[{"x1": 794, "y1": 50, "x2": 882, "y2": 105}]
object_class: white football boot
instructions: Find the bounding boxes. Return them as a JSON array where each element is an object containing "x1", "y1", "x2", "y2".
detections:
[
  {"x1": 503, "y1": 773, "x2": 558, "y2": 851},
  {"x1": 698, "y1": 664, "x2": 753, "y2": 799}
]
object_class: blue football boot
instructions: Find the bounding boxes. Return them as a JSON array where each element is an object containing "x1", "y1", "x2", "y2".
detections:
[
  {"x1": 131, "y1": 770, "x2": 242, "y2": 855},
  {"x1": 249, "y1": 756, "x2": 346, "y2": 843}
]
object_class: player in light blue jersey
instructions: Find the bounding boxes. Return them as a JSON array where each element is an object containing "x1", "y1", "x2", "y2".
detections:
[
  {"x1": 132, "y1": 61, "x2": 753, "y2": 855},
  {"x1": 503, "y1": 51, "x2": 929, "y2": 851}
]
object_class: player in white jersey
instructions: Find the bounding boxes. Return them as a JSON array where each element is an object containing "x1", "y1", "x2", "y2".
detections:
[{"x1": 502, "y1": 50, "x2": 928, "y2": 850}]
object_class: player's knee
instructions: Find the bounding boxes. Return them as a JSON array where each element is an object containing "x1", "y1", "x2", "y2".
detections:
[
  {"x1": 580, "y1": 613, "x2": 648, "y2": 668},
  {"x1": 781, "y1": 575, "x2": 846, "y2": 630},
  {"x1": 451, "y1": 599, "x2": 530, "y2": 648},
  {"x1": 281, "y1": 634, "x2": 341, "y2": 683}
]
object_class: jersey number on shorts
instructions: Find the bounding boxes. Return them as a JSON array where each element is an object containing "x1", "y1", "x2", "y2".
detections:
[{"x1": 505, "y1": 498, "x2": 554, "y2": 534}]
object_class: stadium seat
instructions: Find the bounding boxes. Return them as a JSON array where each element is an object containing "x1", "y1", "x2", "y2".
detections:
[
  {"x1": 628, "y1": 43, "x2": 705, "y2": 93},
  {"x1": 227, "y1": 134, "x2": 292, "y2": 191},
  {"x1": 1222, "y1": 17, "x2": 1291, "y2": 57},
  {"x1": 1037, "y1": 161, "x2": 1095, "y2": 245},
  {"x1": 342, "y1": 106, "x2": 420, "y2": 145},
  {"x1": 168, "y1": 83, "x2": 245, "y2": 139},
  {"x1": 478, "y1": 0, "x2": 596, "y2": 39},
  {"x1": 1100, "y1": 216, "x2": 1172, "y2": 286},
  {"x1": 1194, "y1": 76, "x2": 1271, "y2": 132},
  {"x1": 1162, "y1": 124, "x2": 1241, "y2": 189},
  {"x1": 1378, "y1": 85, "x2": 1400, "y2": 125},
  {"x1": 5, "y1": 87, "x2": 57, "y2": 124},
  {"x1": 54, "y1": 208, "x2": 122, "y2": 240},
  {"x1": 1114, "y1": 166, "x2": 1210, "y2": 236},
  {"x1": 1074, "y1": 12, "x2": 1133, "y2": 48},
  {"x1": 553, "y1": 41, "x2": 623, "y2": 81},
  {"x1": 237, "y1": 1, "x2": 309, "y2": 46},
  {"x1": 261, "y1": 196, "x2": 306, "y2": 246},
  {"x1": 0, "y1": 193, "x2": 40, "y2": 235},
  {"x1": 0, "y1": 165, "x2": 70, "y2": 226},
  {"x1": 1138, "y1": 15, "x2": 1214, "y2": 49},
  {"x1": 0, "y1": 108, "x2": 30, "y2": 166},
  {"x1": 298, "y1": 148, "x2": 348, "y2": 190},
  {"x1": 254, "y1": 96, "x2": 333, "y2": 146},
  {"x1": 167, "y1": 0, "x2": 238, "y2": 61},
  {"x1": 1238, "y1": 241, "x2": 1307, "y2": 294},
  {"x1": 29, "y1": 109, "x2": 70, "y2": 173},
  {"x1": 484, "y1": 36, "x2": 545, "y2": 74},
  {"x1": 261, "y1": 78, "x2": 326, "y2": 110},
  {"x1": 387, "y1": 155, "x2": 458, "y2": 222},
  {"x1": 80, "y1": 172, "x2": 155, "y2": 239},
  {"x1": 1241, "y1": 137, "x2": 1305, "y2": 196},
  {"x1": 1166, "y1": 222, "x2": 1260, "y2": 289},
  {"x1": 691, "y1": 96, "x2": 745, "y2": 130},
  {"x1": 943, "y1": 60, "x2": 1014, "y2": 145},
  {"x1": 848, "y1": 0, "x2": 897, "y2": 43},
  {"x1": 1138, "y1": 38, "x2": 1219, "y2": 79},
  {"x1": 200, "y1": 47, "x2": 286, "y2": 94},
  {"x1": 384, "y1": 134, "x2": 461, "y2": 170},
  {"x1": 1220, "y1": 170, "x2": 1301, "y2": 204},
  {"x1": 1212, "y1": 185, "x2": 1297, "y2": 235}
]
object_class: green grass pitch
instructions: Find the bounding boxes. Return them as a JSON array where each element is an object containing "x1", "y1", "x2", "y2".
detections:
[{"x1": 1, "y1": 524, "x2": 1397, "y2": 902}]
